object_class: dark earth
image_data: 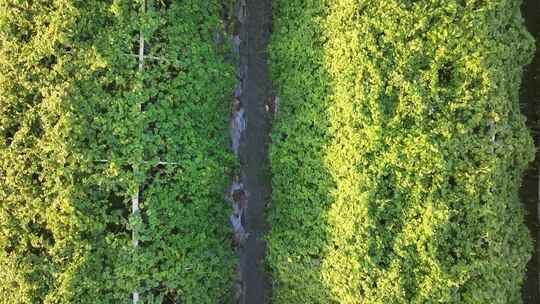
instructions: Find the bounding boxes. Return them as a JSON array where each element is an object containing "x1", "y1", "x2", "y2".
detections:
[
  {"x1": 237, "y1": 0, "x2": 273, "y2": 303},
  {"x1": 521, "y1": 0, "x2": 540, "y2": 303}
]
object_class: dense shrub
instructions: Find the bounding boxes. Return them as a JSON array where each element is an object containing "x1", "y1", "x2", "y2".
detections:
[
  {"x1": 0, "y1": 1, "x2": 235, "y2": 303},
  {"x1": 133, "y1": 1, "x2": 237, "y2": 303},
  {"x1": 267, "y1": 1, "x2": 334, "y2": 302},
  {"x1": 268, "y1": 0, "x2": 535, "y2": 303}
]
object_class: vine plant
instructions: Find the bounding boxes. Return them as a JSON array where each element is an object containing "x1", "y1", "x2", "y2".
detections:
[{"x1": 0, "y1": 1, "x2": 236, "y2": 303}]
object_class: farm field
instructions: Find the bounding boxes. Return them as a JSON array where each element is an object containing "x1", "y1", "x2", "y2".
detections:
[
  {"x1": 268, "y1": 0, "x2": 537, "y2": 303},
  {"x1": 0, "y1": 1, "x2": 236, "y2": 303},
  {"x1": 0, "y1": 0, "x2": 539, "y2": 304}
]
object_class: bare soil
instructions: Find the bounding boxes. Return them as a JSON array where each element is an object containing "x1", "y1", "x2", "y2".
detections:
[
  {"x1": 237, "y1": 0, "x2": 273, "y2": 303},
  {"x1": 521, "y1": 0, "x2": 540, "y2": 302}
]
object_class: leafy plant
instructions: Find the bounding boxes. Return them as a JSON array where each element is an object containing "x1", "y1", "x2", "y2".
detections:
[
  {"x1": 0, "y1": 0, "x2": 236, "y2": 303},
  {"x1": 268, "y1": 0, "x2": 535, "y2": 303}
]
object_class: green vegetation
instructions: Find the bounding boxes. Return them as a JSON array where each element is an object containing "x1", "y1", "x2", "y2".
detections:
[
  {"x1": 268, "y1": 0, "x2": 535, "y2": 303},
  {"x1": 0, "y1": 1, "x2": 235, "y2": 303}
]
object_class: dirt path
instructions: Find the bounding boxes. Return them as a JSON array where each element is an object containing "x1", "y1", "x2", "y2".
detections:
[
  {"x1": 237, "y1": 0, "x2": 273, "y2": 303},
  {"x1": 521, "y1": 0, "x2": 540, "y2": 302}
]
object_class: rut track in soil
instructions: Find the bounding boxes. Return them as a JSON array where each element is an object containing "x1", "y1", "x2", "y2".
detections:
[
  {"x1": 237, "y1": 0, "x2": 273, "y2": 303},
  {"x1": 521, "y1": 0, "x2": 540, "y2": 303}
]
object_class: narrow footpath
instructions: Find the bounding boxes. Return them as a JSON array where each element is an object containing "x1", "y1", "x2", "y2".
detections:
[
  {"x1": 238, "y1": 0, "x2": 273, "y2": 303},
  {"x1": 521, "y1": 0, "x2": 540, "y2": 302}
]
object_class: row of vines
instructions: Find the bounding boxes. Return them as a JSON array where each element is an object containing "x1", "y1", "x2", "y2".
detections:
[
  {"x1": 268, "y1": 0, "x2": 535, "y2": 303},
  {"x1": 0, "y1": 0, "x2": 236, "y2": 303}
]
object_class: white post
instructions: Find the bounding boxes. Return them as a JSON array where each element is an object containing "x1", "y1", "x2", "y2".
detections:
[
  {"x1": 132, "y1": 186, "x2": 140, "y2": 304},
  {"x1": 133, "y1": 1, "x2": 145, "y2": 303}
]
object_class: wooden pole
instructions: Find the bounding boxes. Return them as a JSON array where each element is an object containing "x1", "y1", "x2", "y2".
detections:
[{"x1": 133, "y1": 1, "x2": 145, "y2": 303}]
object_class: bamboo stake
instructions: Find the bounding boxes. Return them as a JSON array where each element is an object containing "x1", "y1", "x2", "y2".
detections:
[
  {"x1": 133, "y1": 1, "x2": 145, "y2": 303},
  {"x1": 123, "y1": 53, "x2": 168, "y2": 62},
  {"x1": 132, "y1": 186, "x2": 139, "y2": 304},
  {"x1": 95, "y1": 160, "x2": 182, "y2": 166}
]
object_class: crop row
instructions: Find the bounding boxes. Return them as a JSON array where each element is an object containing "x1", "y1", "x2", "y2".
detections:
[
  {"x1": 267, "y1": 0, "x2": 535, "y2": 303},
  {"x1": 0, "y1": 1, "x2": 236, "y2": 303}
]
